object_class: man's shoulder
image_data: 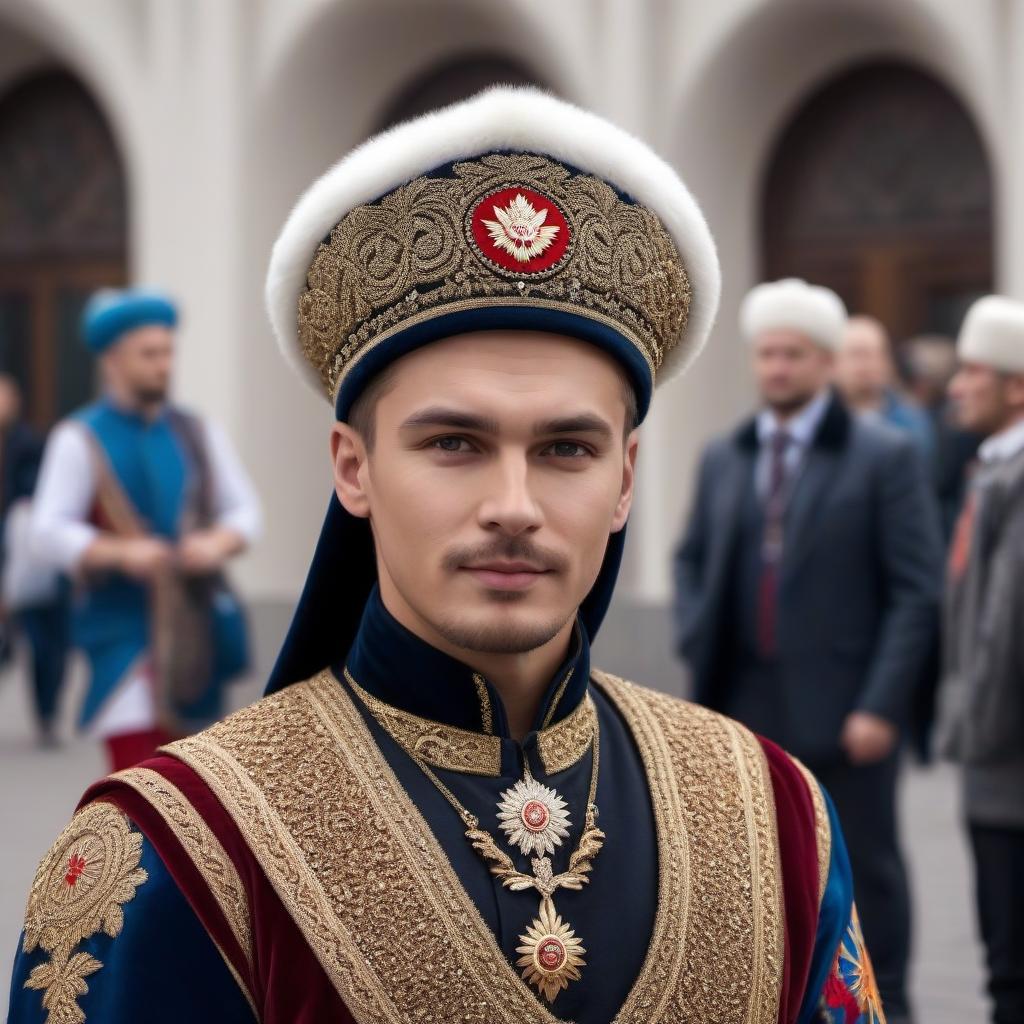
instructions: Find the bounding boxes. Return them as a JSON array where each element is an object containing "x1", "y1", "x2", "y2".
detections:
[{"x1": 848, "y1": 410, "x2": 917, "y2": 461}]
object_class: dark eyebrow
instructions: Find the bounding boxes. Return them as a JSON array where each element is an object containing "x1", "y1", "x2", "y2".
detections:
[
  {"x1": 400, "y1": 407, "x2": 500, "y2": 434},
  {"x1": 534, "y1": 414, "x2": 614, "y2": 440}
]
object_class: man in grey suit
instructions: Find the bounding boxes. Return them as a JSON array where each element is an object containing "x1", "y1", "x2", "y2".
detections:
[
  {"x1": 674, "y1": 279, "x2": 943, "y2": 1023},
  {"x1": 938, "y1": 295, "x2": 1024, "y2": 1024}
]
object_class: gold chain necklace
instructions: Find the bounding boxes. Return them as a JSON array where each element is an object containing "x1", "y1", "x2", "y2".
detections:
[{"x1": 345, "y1": 668, "x2": 605, "y2": 1003}]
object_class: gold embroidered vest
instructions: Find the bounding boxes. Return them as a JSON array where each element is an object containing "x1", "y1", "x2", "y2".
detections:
[{"x1": 162, "y1": 670, "x2": 786, "y2": 1024}]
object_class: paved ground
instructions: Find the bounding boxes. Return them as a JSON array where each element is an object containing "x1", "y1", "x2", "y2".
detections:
[{"x1": 0, "y1": 657, "x2": 989, "y2": 1021}]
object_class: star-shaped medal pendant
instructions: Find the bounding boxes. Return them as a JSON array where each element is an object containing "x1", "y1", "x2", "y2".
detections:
[
  {"x1": 516, "y1": 898, "x2": 587, "y2": 1003},
  {"x1": 496, "y1": 776, "x2": 571, "y2": 856}
]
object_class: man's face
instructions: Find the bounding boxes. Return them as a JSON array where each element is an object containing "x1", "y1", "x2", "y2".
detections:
[
  {"x1": 752, "y1": 329, "x2": 833, "y2": 414},
  {"x1": 332, "y1": 332, "x2": 638, "y2": 657},
  {"x1": 103, "y1": 325, "x2": 175, "y2": 405},
  {"x1": 835, "y1": 321, "x2": 893, "y2": 404},
  {"x1": 949, "y1": 362, "x2": 1024, "y2": 435}
]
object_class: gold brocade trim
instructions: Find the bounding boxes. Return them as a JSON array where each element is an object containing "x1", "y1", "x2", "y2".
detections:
[
  {"x1": 112, "y1": 766, "x2": 257, "y2": 1013},
  {"x1": 167, "y1": 670, "x2": 784, "y2": 1024},
  {"x1": 792, "y1": 758, "x2": 832, "y2": 908},
  {"x1": 471, "y1": 673, "x2": 494, "y2": 735},
  {"x1": 345, "y1": 669, "x2": 596, "y2": 778},
  {"x1": 298, "y1": 153, "x2": 690, "y2": 400},
  {"x1": 538, "y1": 695, "x2": 596, "y2": 775},
  {"x1": 21, "y1": 802, "x2": 149, "y2": 1024},
  {"x1": 346, "y1": 669, "x2": 500, "y2": 776},
  {"x1": 594, "y1": 671, "x2": 785, "y2": 1024}
]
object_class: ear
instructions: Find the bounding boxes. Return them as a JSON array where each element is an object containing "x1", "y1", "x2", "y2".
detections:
[
  {"x1": 1006, "y1": 371, "x2": 1024, "y2": 409},
  {"x1": 331, "y1": 423, "x2": 371, "y2": 519},
  {"x1": 611, "y1": 428, "x2": 640, "y2": 532}
]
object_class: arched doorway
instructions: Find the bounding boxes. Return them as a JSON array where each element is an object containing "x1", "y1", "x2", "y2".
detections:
[
  {"x1": 0, "y1": 70, "x2": 128, "y2": 428},
  {"x1": 761, "y1": 62, "x2": 993, "y2": 343}
]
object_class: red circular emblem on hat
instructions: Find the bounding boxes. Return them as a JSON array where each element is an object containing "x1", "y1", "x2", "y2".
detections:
[
  {"x1": 538, "y1": 937, "x2": 567, "y2": 972},
  {"x1": 521, "y1": 799, "x2": 551, "y2": 833},
  {"x1": 469, "y1": 186, "x2": 571, "y2": 276}
]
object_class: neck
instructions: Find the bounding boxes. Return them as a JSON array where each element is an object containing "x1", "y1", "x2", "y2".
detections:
[
  {"x1": 845, "y1": 390, "x2": 884, "y2": 414},
  {"x1": 104, "y1": 383, "x2": 164, "y2": 421},
  {"x1": 766, "y1": 390, "x2": 822, "y2": 424},
  {"x1": 379, "y1": 580, "x2": 576, "y2": 741}
]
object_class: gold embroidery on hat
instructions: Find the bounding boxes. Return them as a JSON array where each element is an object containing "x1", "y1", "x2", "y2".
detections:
[{"x1": 298, "y1": 154, "x2": 691, "y2": 402}]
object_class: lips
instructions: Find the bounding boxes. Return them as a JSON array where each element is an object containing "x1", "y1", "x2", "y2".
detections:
[{"x1": 462, "y1": 561, "x2": 550, "y2": 592}]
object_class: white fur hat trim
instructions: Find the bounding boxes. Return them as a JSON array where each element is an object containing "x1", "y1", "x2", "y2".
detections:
[
  {"x1": 266, "y1": 86, "x2": 720, "y2": 397},
  {"x1": 740, "y1": 278, "x2": 848, "y2": 351},
  {"x1": 958, "y1": 295, "x2": 1024, "y2": 374}
]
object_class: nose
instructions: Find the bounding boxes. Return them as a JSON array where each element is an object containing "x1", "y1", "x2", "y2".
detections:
[{"x1": 477, "y1": 451, "x2": 544, "y2": 537}]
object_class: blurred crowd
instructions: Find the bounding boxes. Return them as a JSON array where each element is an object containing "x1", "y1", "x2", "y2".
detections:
[{"x1": 673, "y1": 280, "x2": 1022, "y2": 1024}]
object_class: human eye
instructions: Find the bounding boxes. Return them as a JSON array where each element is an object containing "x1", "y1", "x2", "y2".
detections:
[
  {"x1": 428, "y1": 435, "x2": 477, "y2": 454},
  {"x1": 540, "y1": 440, "x2": 593, "y2": 459}
]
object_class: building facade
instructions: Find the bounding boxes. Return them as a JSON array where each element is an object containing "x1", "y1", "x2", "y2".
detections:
[{"x1": 0, "y1": 0, "x2": 1019, "y2": 689}]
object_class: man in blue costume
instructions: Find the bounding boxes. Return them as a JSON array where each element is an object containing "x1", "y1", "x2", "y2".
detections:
[
  {"x1": 27, "y1": 289, "x2": 262, "y2": 769},
  {"x1": 9, "y1": 90, "x2": 883, "y2": 1024}
]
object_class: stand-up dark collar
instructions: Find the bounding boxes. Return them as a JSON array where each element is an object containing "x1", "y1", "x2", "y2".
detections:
[{"x1": 340, "y1": 585, "x2": 590, "y2": 739}]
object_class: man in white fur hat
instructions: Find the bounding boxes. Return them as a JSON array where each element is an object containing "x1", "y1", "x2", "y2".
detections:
[
  {"x1": 675, "y1": 277, "x2": 943, "y2": 1023},
  {"x1": 9, "y1": 96, "x2": 883, "y2": 1024},
  {"x1": 938, "y1": 294, "x2": 1024, "y2": 1024}
]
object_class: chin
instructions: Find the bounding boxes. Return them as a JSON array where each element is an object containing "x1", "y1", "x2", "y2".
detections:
[{"x1": 431, "y1": 604, "x2": 569, "y2": 656}]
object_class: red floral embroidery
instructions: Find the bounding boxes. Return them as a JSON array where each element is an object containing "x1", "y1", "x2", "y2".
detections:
[{"x1": 64, "y1": 853, "x2": 88, "y2": 887}]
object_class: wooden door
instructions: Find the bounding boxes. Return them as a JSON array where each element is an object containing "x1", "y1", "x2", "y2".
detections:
[
  {"x1": 0, "y1": 71, "x2": 128, "y2": 429},
  {"x1": 761, "y1": 62, "x2": 993, "y2": 343}
]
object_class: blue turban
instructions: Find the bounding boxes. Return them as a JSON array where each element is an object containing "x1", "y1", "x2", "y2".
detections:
[{"x1": 81, "y1": 289, "x2": 178, "y2": 353}]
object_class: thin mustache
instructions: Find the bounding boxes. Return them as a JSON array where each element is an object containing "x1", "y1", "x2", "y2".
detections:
[{"x1": 443, "y1": 540, "x2": 568, "y2": 574}]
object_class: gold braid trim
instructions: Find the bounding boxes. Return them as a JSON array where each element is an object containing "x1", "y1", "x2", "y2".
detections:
[
  {"x1": 163, "y1": 670, "x2": 784, "y2": 1023},
  {"x1": 111, "y1": 767, "x2": 257, "y2": 1014},
  {"x1": 593, "y1": 671, "x2": 785, "y2": 1024},
  {"x1": 298, "y1": 153, "x2": 691, "y2": 400},
  {"x1": 345, "y1": 669, "x2": 595, "y2": 777},
  {"x1": 21, "y1": 802, "x2": 148, "y2": 1024},
  {"x1": 792, "y1": 757, "x2": 833, "y2": 908},
  {"x1": 537, "y1": 694, "x2": 596, "y2": 775}
]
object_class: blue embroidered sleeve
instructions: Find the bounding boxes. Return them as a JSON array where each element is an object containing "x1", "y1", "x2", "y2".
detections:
[
  {"x1": 7, "y1": 804, "x2": 253, "y2": 1024},
  {"x1": 798, "y1": 787, "x2": 886, "y2": 1024}
]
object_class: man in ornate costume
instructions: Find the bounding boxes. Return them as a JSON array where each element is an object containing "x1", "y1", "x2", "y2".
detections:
[
  {"x1": 26, "y1": 289, "x2": 261, "y2": 770},
  {"x1": 8, "y1": 90, "x2": 882, "y2": 1024}
]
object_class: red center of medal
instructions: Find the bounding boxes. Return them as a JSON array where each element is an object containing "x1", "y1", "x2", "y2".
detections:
[
  {"x1": 65, "y1": 854, "x2": 87, "y2": 887},
  {"x1": 539, "y1": 937, "x2": 567, "y2": 972},
  {"x1": 522, "y1": 799, "x2": 550, "y2": 832},
  {"x1": 469, "y1": 186, "x2": 571, "y2": 275}
]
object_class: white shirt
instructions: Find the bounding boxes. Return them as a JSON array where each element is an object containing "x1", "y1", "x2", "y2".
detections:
[
  {"x1": 978, "y1": 418, "x2": 1024, "y2": 465},
  {"x1": 30, "y1": 414, "x2": 263, "y2": 573},
  {"x1": 754, "y1": 391, "x2": 831, "y2": 499}
]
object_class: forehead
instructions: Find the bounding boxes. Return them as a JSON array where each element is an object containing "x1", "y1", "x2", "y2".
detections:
[{"x1": 379, "y1": 331, "x2": 627, "y2": 413}]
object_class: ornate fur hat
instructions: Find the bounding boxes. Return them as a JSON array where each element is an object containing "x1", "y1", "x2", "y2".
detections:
[
  {"x1": 740, "y1": 278, "x2": 847, "y2": 352},
  {"x1": 266, "y1": 86, "x2": 719, "y2": 422},
  {"x1": 958, "y1": 295, "x2": 1024, "y2": 374}
]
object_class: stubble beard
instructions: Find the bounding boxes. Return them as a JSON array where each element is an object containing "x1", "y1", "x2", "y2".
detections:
[{"x1": 430, "y1": 597, "x2": 570, "y2": 655}]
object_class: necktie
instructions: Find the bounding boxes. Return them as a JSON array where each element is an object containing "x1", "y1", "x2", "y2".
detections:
[{"x1": 757, "y1": 430, "x2": 792, "y2": 658}]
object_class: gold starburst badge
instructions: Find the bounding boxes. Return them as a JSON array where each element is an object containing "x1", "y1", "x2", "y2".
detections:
[
  {"x1": 497, "y1": 776, "x2": 571, "y2": 856},
  {"x1": 482, "y1": 193, "x2": 562, "y2": 263},
  {"x1": 516, "y1": 898, "x2": 586, "y2": 1002}
]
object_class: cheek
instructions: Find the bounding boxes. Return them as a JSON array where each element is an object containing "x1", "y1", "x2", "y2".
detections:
[{"x1": 368, "y1": 459, "x2": 470, "y2": 549}]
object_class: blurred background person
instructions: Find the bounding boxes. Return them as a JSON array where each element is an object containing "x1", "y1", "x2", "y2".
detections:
[
  {"x1": 0, "y1": 374, "x2": 68, "y2": 745},
  {"x1": 937, "y1": 295, "x2": 1024, "y2": 1024},
  {"x1": 673, "y1": 278, "x2": 944, "y2": 1023},
  {"x1": 903, "y1": 333, "x2": 983, "y2": 540},
  {"x1": 835, "y1": 314, "x2": 935, "y2": 460},
  {"x1": 29, "y1": 289, "x2": 262, "y2": 771}
]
